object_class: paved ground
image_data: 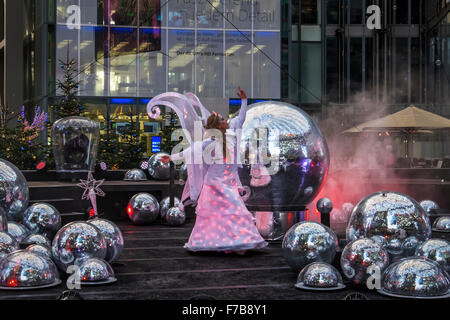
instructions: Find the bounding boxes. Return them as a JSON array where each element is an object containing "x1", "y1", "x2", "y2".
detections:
[{"x1": 0, "y1": 219, "x2": 400, "y2": 300}]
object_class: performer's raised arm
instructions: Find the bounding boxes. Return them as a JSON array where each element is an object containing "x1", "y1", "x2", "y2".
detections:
[{"x1": 229, "y1": 86, "x2": 248, "y2": 130}]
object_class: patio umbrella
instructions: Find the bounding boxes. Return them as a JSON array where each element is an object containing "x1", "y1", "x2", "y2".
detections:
[{"x1": 341, "y1": 105, "x2": 450, "y2": 163}]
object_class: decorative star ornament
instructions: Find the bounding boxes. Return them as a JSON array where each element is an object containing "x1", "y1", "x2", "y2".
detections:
[{"x1": 77, "y1": 171, "x2": 105, "y2": 217}]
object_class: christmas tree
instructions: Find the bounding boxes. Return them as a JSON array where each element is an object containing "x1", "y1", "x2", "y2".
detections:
[
  {"x1": 97, "y1": 113, "x2": 146, "y2": 170},
  {"x1": 55, "y1": 57, "x2": 83, "y2": 118},
  {"x1": 0, "y1": 106, "x2": 49, "y2": 169}
]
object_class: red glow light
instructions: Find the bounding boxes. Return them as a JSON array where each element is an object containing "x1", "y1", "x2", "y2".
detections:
[
  {"x1": 127, "y1": 205, "x2": 133, "y2": 216},
  {"x1": 89, "y1": 208, "x2": 95, "y2": 218},
  {"x1": 8, "y1": 279, "x2": 18, "y2": 287},
  {"x1": 36, "y1": 162, "x2": 46, "y2": 170}
]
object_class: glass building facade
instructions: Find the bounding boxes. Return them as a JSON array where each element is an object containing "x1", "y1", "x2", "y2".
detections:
[
  {"x1": 282, "y1": 0, "x2": 450, "y2": 160},
  {"x1": 24, "y1": 0, "x2": 281, "y2": 156},
  {"x1": 18, "y1": 0, "x2": 450, "y2": 160}
]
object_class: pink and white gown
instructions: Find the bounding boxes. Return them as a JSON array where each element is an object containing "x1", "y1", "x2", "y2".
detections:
[{"x1": 183, "y1": 99, "x2": 268, "y2": 252}]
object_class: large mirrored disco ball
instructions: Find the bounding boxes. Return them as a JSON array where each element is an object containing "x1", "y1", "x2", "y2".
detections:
[
  {"x1": 162, "y1": 207, "x2": 186, "y2": 226},
  {"x1": 51, "y1": 221, "x2": 107, "y2": 272},
  {"x1": 340, "y1": 238, "x2": 390, "y2": 285},
  {"x1": 0, "y1": 232, "x2": 19, "y2": 260},
  {"x1": 419, "y1": 200, "x2": 439, "y2": 215},
  {"x1": 235, "y1": 101, "x2": 329, "y2": 210},
  {"x1": 160, "y1": 196, "x2": 181, "y2": 220},
  {"x1": 0, "y1": 208, "x2": 7, "y2": 232},
  {"x1": 380, "y1": 257, "x2": 450, "y2": 299},
  {"x1": 148, "y1": 153, "x2": 171, "y2": 180},
  {"x1": 7, "y1": 221, "x2": 29, "y2": 242},
  {"x1": 22, "y1": 203, "x2": 61, "y2": 239},
  {"x1": 0, "y1": 159, "x2": 29, "y2": 221},
  {"x1": 87, "y1": 218, "x2": 124, "y2": 263},
  {"x1": 282, "y1": 221, "x2": 337, "y2": 272},
  {"x1": 415, "y1": 239, "x2": 450, "y2": 272},
  {"x1": 433, "y1": 216, "x2": 450, "y2": 232},
  {"x1": 0, "y1": 251, "x2": 60, "y2": 289},
  {"x1": 346, "y1": 191, "x2": 431, "y2": 256},
  {"x1": 23, "y1": 234, "x2": 51, "y2": 247},
  {"x1": 127, "y1": 193, "x2": 160, "y2": 225},
  {"x1": 296, "y1": 262, "x2": 345, "y2": 290},
  {"x1": 123, "y1": 168, "x2": 148, "y2": 181},
  {"x1": 79, "y1": 258, "x2": 115, "y2": 283},
  {"x1": 26, "y1": 244, "x2": 53, "y2": 261}
]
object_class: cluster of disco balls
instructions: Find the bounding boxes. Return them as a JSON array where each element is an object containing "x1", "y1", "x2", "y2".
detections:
[
  {"x1": 127, "y1": 193, "x2": 185, "y2": 226},
  {"x1": 0, "y1": 159, "x2": 123, "y2": 289},
  {"x1": 123, "y1": 152, "x2": 177, "y2": 182},
  {"x1": 285, "y1": 191, "x2": 450, "y2": 298}
]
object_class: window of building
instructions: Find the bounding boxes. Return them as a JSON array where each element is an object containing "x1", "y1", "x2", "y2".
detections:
[
  {"x1": 395, "y1": 0, "x2": 409, "y2": 24},
  {"x1": 225, "y1": 31, "x2": 251, "y2": 97},
  {"x1": 196, "y1": 30, "x2": 223, "y2": 98},
  {"x1": 139, "y1": 28, "x2": 166, "y2": 97},
  {"x1": 350, "y1": 0, "x2": 363, "y2": 24},
  {"x1": 327, "y1": 37, "x2": 339, "y2": 102},
  {"x1": 168, "y1": 29, "x2": 195, "y2": 94},
  {"x1": 301, "y1": 42, "x2": 321, "y2": 103},
  {"x1": 301, "y1": 0, "x2": 318, "y2": 25},
  {"x1": 350, "y1": 38, "x2": 362, "y2": 97},
  {"x1": 327, "y1": 0, "x2": 339, "y2": 24},
  {"x1": 110, "y1": 27, "x2": 138, "y2": 96},
  {"x1": 253, "y1": 31, "x2": 281, "y2": 98}
]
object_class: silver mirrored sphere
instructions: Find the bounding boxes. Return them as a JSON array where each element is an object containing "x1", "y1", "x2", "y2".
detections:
[
  {"x1": 317, "y1": 198, "x2": 333, "y2": 215},
  {"x1": 0, "y1": 231, "x2": 19, "y2": 260},
  {"x1": 26, "y1": 244, "x2": 52, "y2": 260},
  {"x1": 148, "y1": 153, "x2": 171, "y2": 180},
  {"x1": 160, "y1": 196, "x2": 181, "y2": 219},
  {"x1": 419, "y1": 200, "x2": 439, "y2": 215},
  {"x1": 433, "y1": 216, "x2": 450, "y2": 232},
  {"x1": 51, "y1": 221, "x2": 107, "y2": 272},
  {"x1": 0, "y1": 159, "x2": 29, "y2": 221},
  {"x1": 22, "y1": 203, "x2": 61, "y2": 239},
  {"x1": 296, "y1": 262, "x2": 345, "y2": 290},
  {"x1": 128, "y1": 193, "x2": 160, "y2": 225},
  {"x1": 79, "y1": 258, "x2": 114, "y2": 282},
  {"x1": 87, "y1": 218, "x2": 124, "y2": 263},
  {"x1": 341, "y1": 238, "x2": 390, "y2": 285},
  {"x1": 402, "y1": 236, "x2": 422, "y2": 257},
  {"x1": 415, "y1": 239, "x2": 450, "y2": 272},
  {"x1": 346, "y1": 191, "x2": 431, "y2": 256},
  {"x1": 0, "y1": 251, "x2": 59, "y2": 289},
  {"x1": 282, "y1": 221, "x2": 338, "y2": 272},
  {"x1": 0, "y1": 208, "x2": 7, "y2": 232},
  {"x1": 235, "y1": 101, "x2": 329, "y2": 210},
  {"x1": 380, "y1": 257, "x2": 450, "y2": 299},
  {"x1": 23, "y1": 234, "x2": 51, "y2": 247},
  {"x1": 163, "y1": 207, "x2": 186, "y2": 226},
  {"x1": 178, "y1": 164, "x2": 187, "y2": 185},
  {"x1": 123, "y1": 168, "x2": 148, "y2": 181},
  {"x1": 7, "y1": 221, "x2": 29, "y2": 242}
]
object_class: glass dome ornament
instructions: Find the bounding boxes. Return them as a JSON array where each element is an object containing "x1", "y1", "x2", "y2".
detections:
[
  {"x1": 78, "y1": 258, "x2": 116, "y2": 285},
  {"x1": 433, "y1": 216, "x2": 450, "y2": 232},
  {"x1": 419, "y1": 200, "x2": 439, "y2": 215},
  {"x1": 295, "y1": 262, "x2": 345, "y2": 291},
  {"x1": 0, "y1": 251, "x2": 61, "y2": 290},
  {"x1": 123, "y1": 168, "x2": 147, "y2": 181},
  {"x1": 378, "y1": 257, "x2": 450, "y2": 299},
  {"x1": 51, "y1": 116, "x2": 100, "y2": 179},
  {"x1": 415, "y1": 239, "x2": 450, "y2": 272},
  {"x1": 346, "y1": 191, "x2": 431, "y2": 258},
  {"x1": 0, "y1": 159, "x2": 29, "y2": 221}
]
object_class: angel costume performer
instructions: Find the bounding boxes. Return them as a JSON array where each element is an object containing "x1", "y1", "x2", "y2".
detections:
[{"x1": 147, "y1": 91, "x2": 267, "y2": 253}]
